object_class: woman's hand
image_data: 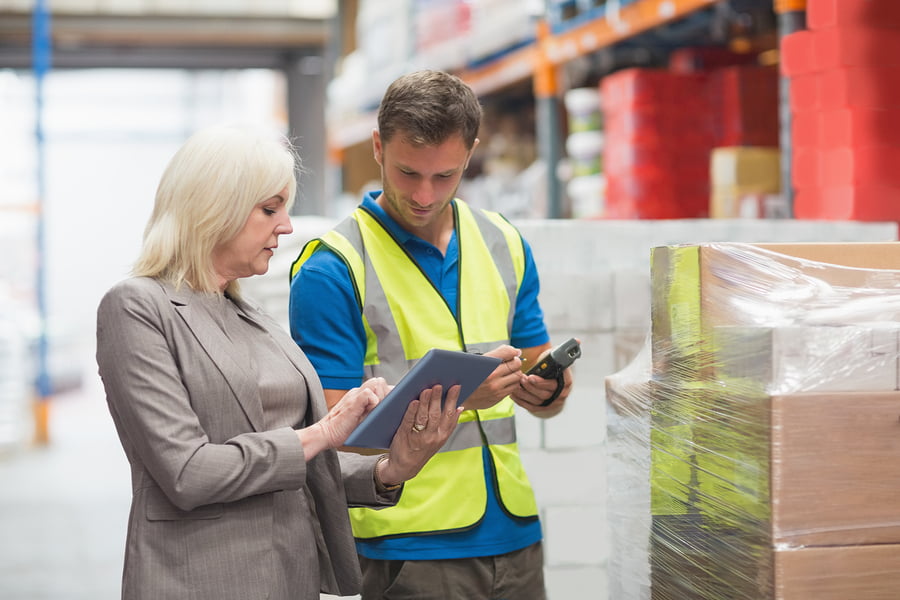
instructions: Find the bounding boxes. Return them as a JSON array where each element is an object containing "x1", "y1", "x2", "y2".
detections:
[
  {"x1": 298, "y1": 378, "x2": 390, "y2": 458},
  {"x1": 376, "y1": 384, "x2": 463, "y2": 487},
  {"x1": 459, "y1": 345, "x2": 525, "y2": 411}
]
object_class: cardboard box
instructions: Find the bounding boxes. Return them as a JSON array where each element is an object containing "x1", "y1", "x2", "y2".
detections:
[
  {"x1": 652, "y1": 242, "x2": 900, "y2": 359},
  {"x1": 710, "y1": 190, "x2": 789, "y2": 219},
  {"x1": 651, "y1": 525, "x2": 900, "y2": 599},
  {"x1": 710, "y1": 147, "x2": 780, "y2": 189},
  {"x1": 647, "y1": 387, "x2": 900, "y2": 596},
  {"x1": 709, "y1": 147, "x2": 782, "y2": 218},
  {"x1": 713, "y1": 325, "x2": 899, "y2": 393},
  {"x1": 776, "y1": 544, "x2": 900, "y2": 600},
  {"x1": 771, "y1": 391, "x2": 900, "y2": 547},
  {"x1": 646, "y1": 245, "x2": 900, "y2": 597}
]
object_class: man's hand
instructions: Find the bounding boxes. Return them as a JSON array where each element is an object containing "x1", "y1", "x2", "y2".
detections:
[
  {"x1": 460, "y1": 345, "x2": 526, "y2": 411},
  {"x1": 510, "y1": 343, "x2": 574, "y2": 418},
  {"x1": 511, "y1": 365, "x2": 571, "y2": 418}
]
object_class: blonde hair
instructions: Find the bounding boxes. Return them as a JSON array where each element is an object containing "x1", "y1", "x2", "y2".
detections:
[{"x1": 133, "y1": 125, "x2": 299, "y2": 298}]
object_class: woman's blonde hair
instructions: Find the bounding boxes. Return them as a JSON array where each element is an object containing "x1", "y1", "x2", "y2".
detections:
[{"x1": 133, "y1": 124, "x2": 299, "y2": 297}]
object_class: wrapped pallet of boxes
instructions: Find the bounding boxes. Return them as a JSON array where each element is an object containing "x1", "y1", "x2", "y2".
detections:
[{"x1": 606, "y1": 242, "x2": 900, "y2": 600}]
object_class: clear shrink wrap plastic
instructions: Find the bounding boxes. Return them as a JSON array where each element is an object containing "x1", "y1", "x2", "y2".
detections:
[{"x1": 607, "y1": 242, "x2": 900, "y2": 600}]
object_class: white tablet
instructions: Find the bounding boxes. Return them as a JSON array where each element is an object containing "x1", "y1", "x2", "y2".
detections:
[{"x1": 343, "y1": 349, "x2": 502, "y2": 449}]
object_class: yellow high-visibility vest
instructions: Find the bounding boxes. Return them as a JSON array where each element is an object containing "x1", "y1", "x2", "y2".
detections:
[{"x1": 291, "y1": 200, "x2": 539, "y2": 538}]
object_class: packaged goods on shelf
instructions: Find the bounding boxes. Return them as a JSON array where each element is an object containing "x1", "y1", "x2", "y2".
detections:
[
  {"x1": 710, "y1": 65, "x2": 779, "y2": 147},
  {"x1": 352, "y1": 0, "x2": 414, "y2": 111},
  {"x1": 710, "y1": 191, "x2": 788, "y2": 219},
  {"x1": 566, "y1": 173, "x2": 605, "y2": 218},
  {"x1": 806, "y1": 0, "x2": 900, "y2": 30},
  {"x1": 781, "y1": 9, "x2": 900, "y2": 221},
  {"x1": 565, "y1": 130, "x2": 604, "y2": 177},
  {"x1": 709, "y1": 146, "x2": 781, "y2": 218},
  {"x1": 412, "y1": 0, "x2": 470, "y2": 70},
  {"x1": 356, "y1": 0, "x2": 412, "y2": 72},
  {"x1": 599, "y1": 64, "x2": 778, "y2": 219},
  {"x1": 794, "y1": 183, "x2": 900, "y2": 222},
  {"x1": 600, "y1": 69, "x2": 713, "y2": 219},
  {"x1": 607, "y1": 242, "x2": 900, "y2": 600},
  {"x1": 562, "y1": 86, "x2": 605, "y2": 217},
  {"x1": 668, "y1": 45, "x2": 760, "y2": 74},
  {"x1": 564, "y1": 86, "x2": 603, "y2": 133},
  {"x1": 709, "y1": 147, "x2": 780, "y2": 189},
  {"x1": 817, "y1": 107, "x2": 900, "y2": 148},
  {"x1": 546, "y1": 0, "x2": 640, "y2": 33},
  {"x1": 799, "y1": 65, "x2": 900, "y2": 111},
  {"x1": 465, "y1": 0, "x2": 537, "y2": 66},
  {"x1": 545, "y1": 0, "x2": 582, "y2": 32}
]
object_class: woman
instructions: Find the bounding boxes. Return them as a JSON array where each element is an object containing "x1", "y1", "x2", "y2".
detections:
[{"x1": 95, "y1": 125, "x2": 461, "y2": 600}]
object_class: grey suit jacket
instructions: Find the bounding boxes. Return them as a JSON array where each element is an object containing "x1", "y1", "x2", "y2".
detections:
[{"x1": 96, "y1": 277, "x2": 392, "y2": 600}]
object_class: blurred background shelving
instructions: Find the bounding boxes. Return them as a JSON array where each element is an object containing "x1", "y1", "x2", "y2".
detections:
[
  {"x1": 5, "y1": 0, "x2": 895, "y2": 225},
  {"x1": 326, "y1": 0, "x2": 783, "y2": 219}
]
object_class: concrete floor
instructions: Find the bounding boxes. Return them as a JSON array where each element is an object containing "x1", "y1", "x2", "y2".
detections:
[{"x1": 0, "y1": 376, "x2": 131, "y2": 600}]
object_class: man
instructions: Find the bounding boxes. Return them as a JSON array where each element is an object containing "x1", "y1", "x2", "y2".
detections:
[{"x1": 289, "y1": 69, "x2": 573, "y2": 600}]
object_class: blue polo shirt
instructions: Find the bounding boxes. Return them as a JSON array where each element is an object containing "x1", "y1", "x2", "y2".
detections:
[{"x1": 289, "y1": 192, "x2": 548, "y2": 560}]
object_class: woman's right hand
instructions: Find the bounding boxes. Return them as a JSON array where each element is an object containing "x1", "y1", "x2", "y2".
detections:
[
  {"x1": 375, "y1": 384, "x2": 463, "y2": 488},
  {"x1": 298, "y1": 378, "x2": 390, "y2": 458}
]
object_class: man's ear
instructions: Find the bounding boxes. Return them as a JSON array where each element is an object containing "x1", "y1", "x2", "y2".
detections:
[
  {"x1": 465, "y1": 138, "x2": 480, "y2": 169},
  {"x1": 372, "y1": 129, "x2": 383, "y2": 166}
]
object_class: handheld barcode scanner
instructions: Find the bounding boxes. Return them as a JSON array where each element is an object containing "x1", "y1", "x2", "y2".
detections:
[{"x1": 526, "y1": 337, "x2": 581, "y2": 406}]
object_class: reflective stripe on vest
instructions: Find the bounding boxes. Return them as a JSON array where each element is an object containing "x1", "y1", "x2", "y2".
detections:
[{"x1": 291, "y1": 200, "x2": 539, "y2": 538}]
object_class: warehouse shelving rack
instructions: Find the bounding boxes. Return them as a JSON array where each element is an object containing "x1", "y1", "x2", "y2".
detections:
[{"x1": 327, "y1": 0, "x2": 725, "y2": 216}]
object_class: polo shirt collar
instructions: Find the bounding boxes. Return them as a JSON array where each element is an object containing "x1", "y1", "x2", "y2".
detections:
[{"x1": 361, "y1": 191, "x2": 457, "y2": 247}]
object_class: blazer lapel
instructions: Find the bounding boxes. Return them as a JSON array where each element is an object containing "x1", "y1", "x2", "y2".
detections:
[
  {"x1": 167, "y1": 285, "x2": 266, "y2": 431},
  {"x1": 236, "y1": 297, "x2": 332, "y2": 425}
]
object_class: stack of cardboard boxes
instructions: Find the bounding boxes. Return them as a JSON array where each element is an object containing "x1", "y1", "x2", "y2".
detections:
[
  {"x1": 709, "y1": 147, "x2": 782, "y2": 218},
  {"x1": 609, "y1": 242, "x2": 900, "y2": 599}
]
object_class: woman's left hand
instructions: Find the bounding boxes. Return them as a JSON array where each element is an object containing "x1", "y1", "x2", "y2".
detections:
[{"x1": 377, "y1": 384, "x2": 463, "y2": 487}]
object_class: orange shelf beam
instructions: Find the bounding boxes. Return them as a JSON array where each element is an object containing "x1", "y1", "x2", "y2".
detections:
[{"x1": 457, "y1": 45, "x2": 539, "y2": 97}]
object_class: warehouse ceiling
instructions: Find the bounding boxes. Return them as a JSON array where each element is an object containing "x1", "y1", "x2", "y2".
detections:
[{"x1": 0, "y1": 0, "x2": 336, "y2": 69}]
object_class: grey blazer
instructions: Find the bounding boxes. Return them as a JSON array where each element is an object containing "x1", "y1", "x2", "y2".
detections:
[{"x1": 96, "y1": 277, "x2": 392, "y2": 600}]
